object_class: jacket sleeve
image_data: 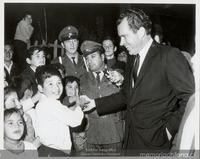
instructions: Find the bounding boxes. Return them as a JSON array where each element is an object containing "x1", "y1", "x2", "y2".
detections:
[{"x1": 165, "y1": 48, "x2": 195, "y2": 137}]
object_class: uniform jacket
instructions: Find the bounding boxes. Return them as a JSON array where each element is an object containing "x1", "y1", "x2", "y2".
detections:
[
  {"x1": 95, "y1": 41, "x2": 195, "y2": 152},
  {"x1": 80, "y1": 70, "x2": 123, "y2": 144},
  {"x1": 51, "y1": 53, "x2": 86, "y2": 78}
]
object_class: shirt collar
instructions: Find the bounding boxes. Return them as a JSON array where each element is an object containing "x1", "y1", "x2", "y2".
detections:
[{"x1": 137, "y1": 38, "x2": 153, "y2": 74}]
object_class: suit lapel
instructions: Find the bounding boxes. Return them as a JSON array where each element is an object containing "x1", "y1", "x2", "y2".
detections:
[{"x1": 132, "y1": 42, "x2": 158, "y2": 92}]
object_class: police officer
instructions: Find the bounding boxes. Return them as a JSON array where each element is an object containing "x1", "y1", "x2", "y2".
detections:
[
  {"x1": 79, "y1": 40, "x2": 124, "y2": 153},
  {"x1": 51, "y1": 25, "x2": 86, "y2": 78}
]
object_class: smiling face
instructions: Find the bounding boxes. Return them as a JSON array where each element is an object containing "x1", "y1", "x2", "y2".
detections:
[
  {"x1": 38, "y1": 75, "x2": 63, "y2": 100},
  {"x1": 4, "y1": 45, "x2": 14, "y2": 62},
  {"x1": 65, "y1": 81, "x2": 79, "y2": 97},
  {"x1": 4, "y1": 112, "x2": 24, "y2": 143},
  {"x1": 117, "y1": 17, "x2": 142, "y2": 55}
]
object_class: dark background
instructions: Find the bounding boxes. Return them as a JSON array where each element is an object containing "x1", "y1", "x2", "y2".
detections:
[{"x1": 4, "y1": 3, "x2": 196, "y2": 55}]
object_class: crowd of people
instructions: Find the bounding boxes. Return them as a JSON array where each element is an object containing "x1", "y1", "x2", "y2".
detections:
[{"x1": 3, "y1": 8, "x2": 196, "y2": 157}]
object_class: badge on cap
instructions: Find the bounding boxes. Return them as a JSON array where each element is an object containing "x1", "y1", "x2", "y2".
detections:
[{"x1": 59, "y1": 26, "x2": 78, "y2": 41}]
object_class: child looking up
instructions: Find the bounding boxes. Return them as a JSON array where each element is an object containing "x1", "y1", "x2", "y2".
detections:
[
  {"x1": 35, "y1": 65, "x2": 84, "y2": 157},
  {"x1": 4, "y1": 108, "x2": 38, "y2": 157}
]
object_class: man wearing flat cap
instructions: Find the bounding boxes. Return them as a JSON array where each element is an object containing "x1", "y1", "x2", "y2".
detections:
[
  {"x1": 79, "y1": 40, "x2": 124, "y2": 153},
  {"x1": 51, "y1": 25, "x2": 86, "y2": 78}
]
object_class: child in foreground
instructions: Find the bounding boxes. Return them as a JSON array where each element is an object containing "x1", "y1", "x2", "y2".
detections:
[
  {"x1": 34, "y1": 65, "x2": 84, "y2": 157},
  {"x1": 4, "y1": 86, "x2": 41, "y2": 148},
  {"x1": 4, "y1": 108, "x2": 38, "y2": 157}
]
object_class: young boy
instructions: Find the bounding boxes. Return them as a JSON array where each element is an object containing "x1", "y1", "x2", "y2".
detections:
[
  {"x1": 20, "y1": 46, "x2": 46, "y2": 96},
  {"x1": 34, "y1": 65, "x2": 84, "y2": 157},
  {"x1": 62, "y1": 76, "x2": 89, "y2": 154}
]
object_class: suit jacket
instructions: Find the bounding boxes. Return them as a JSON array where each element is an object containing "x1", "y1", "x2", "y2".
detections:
[
  {"x1": 51, "y1": 53, "x2": 86, "y2": 78},
  {"x1": 95, "y1": 41, "x2": 195, "y2": 153}
]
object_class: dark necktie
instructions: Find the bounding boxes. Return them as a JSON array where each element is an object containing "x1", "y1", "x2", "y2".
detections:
[
  {"x1": 95, "y1": 71, "x2": 101, "y2": 84},
  {"x1": 132, "y1": 54, "x2": 140, "y2": 83},
  {"x1": 71, "y1": 57, "x2": 77, "y2": 67}
]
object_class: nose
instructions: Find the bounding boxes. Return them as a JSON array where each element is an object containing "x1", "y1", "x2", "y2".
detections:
[
  {"x1": 104, "y1": 46, "x2": 109, "y2": 50},
  {"x1": 70, "y1": 41, "x2": 75, "y2": 47},
  {"x1": 119, "y1": 37, "x2": 125, "y2": 46},
  {"x1": 15, "y1": 99, "x2": 21, "y2": 109}
]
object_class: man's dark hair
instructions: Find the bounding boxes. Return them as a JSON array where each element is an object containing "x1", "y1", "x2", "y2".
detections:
[{"x1": 117, "y1": 8, "x2": 152, "y2": 35}]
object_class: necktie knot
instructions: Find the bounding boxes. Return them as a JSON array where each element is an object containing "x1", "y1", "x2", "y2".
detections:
[{"x1": 71, "y1": 57, "x2": 76, "y2": 66}]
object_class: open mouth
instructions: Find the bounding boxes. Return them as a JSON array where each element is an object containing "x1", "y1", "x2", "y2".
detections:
[{"x1": 13, "y1": 130, "x2": 21, "y2": 134}]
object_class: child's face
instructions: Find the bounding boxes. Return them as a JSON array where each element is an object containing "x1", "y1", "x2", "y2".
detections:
[
  {"x1": 4, "y1": 112, "x2": 24, "y2": 142},
  {"x1": 65, "y1": 81, "x2": 79, "y2": 97},
  {"x1": 39, "y1": 76, "x2": 63, "y2": 100},
  {"x1": 5, "y1": 92, "x2": 22, "y2": 110},
  {"x1": 28, "y1": 50, "x2": 46, "y2": 69}
]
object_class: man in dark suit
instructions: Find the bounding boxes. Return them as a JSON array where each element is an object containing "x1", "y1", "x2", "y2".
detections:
[{"x1": 81, "y1": 8, "x2": 195, "y2": 156}]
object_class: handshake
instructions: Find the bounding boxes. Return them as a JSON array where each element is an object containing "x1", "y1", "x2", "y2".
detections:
[{"x1": 77, "y1": 95, "x2": 96, "y2": 112}]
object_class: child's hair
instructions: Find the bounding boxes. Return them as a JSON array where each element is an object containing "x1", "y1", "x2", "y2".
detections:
[
  {"x1": 10, "y1": 76, "x2": 33, "y2": 99},
  {"x1": 4, "y1": 86, "x2": 17, "y2": 103},
  {"x1": 26, "y1": 46, "x2": 46, "y2": 60},
  {"x1": 64, "y1": 76, "x2": 80, "y2": 87},
  {"x1": 4, "y1": 108, "x2": 26, "y2": 140},
  {"x1": 35, "y1": 65, "x2": 62, "y2": 86}
]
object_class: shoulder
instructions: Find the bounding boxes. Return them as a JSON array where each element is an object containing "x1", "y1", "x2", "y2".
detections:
[{"x1": 23, "y1": 141, "x2": 37, "y2": 150}]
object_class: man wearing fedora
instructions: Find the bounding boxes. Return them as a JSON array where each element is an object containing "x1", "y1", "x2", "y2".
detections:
[
  {"x1": 51, "y1": 25, "x2": 86, "y2": 78},
  {"x1": 79, "y1": 40, "x2": 124, "y2": 154}
]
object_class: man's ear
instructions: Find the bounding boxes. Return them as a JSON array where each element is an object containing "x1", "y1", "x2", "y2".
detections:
[
  {"x1": 101, "y1": 53, "x2": 105, "y2": 62},
  {"x1": 61, "y1": 42, "x2": 64, "y2": 48},
  {"x1": 138, "y1": 27, "x2": 146, "y2": 39},
  {"x1": 38, "y1": 85, "x2": 43, "y2": 93},
  {"x1": 26, "y1": 58, "x2": 31, "y2": 65}
]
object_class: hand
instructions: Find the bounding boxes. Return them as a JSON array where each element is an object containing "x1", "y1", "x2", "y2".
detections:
[
  {"x1": 105, "y1": 70, "x2": 124, "y2": 86},
  {"x1": 80, "y1": 95, "x2": 96, "y2": 112}
]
